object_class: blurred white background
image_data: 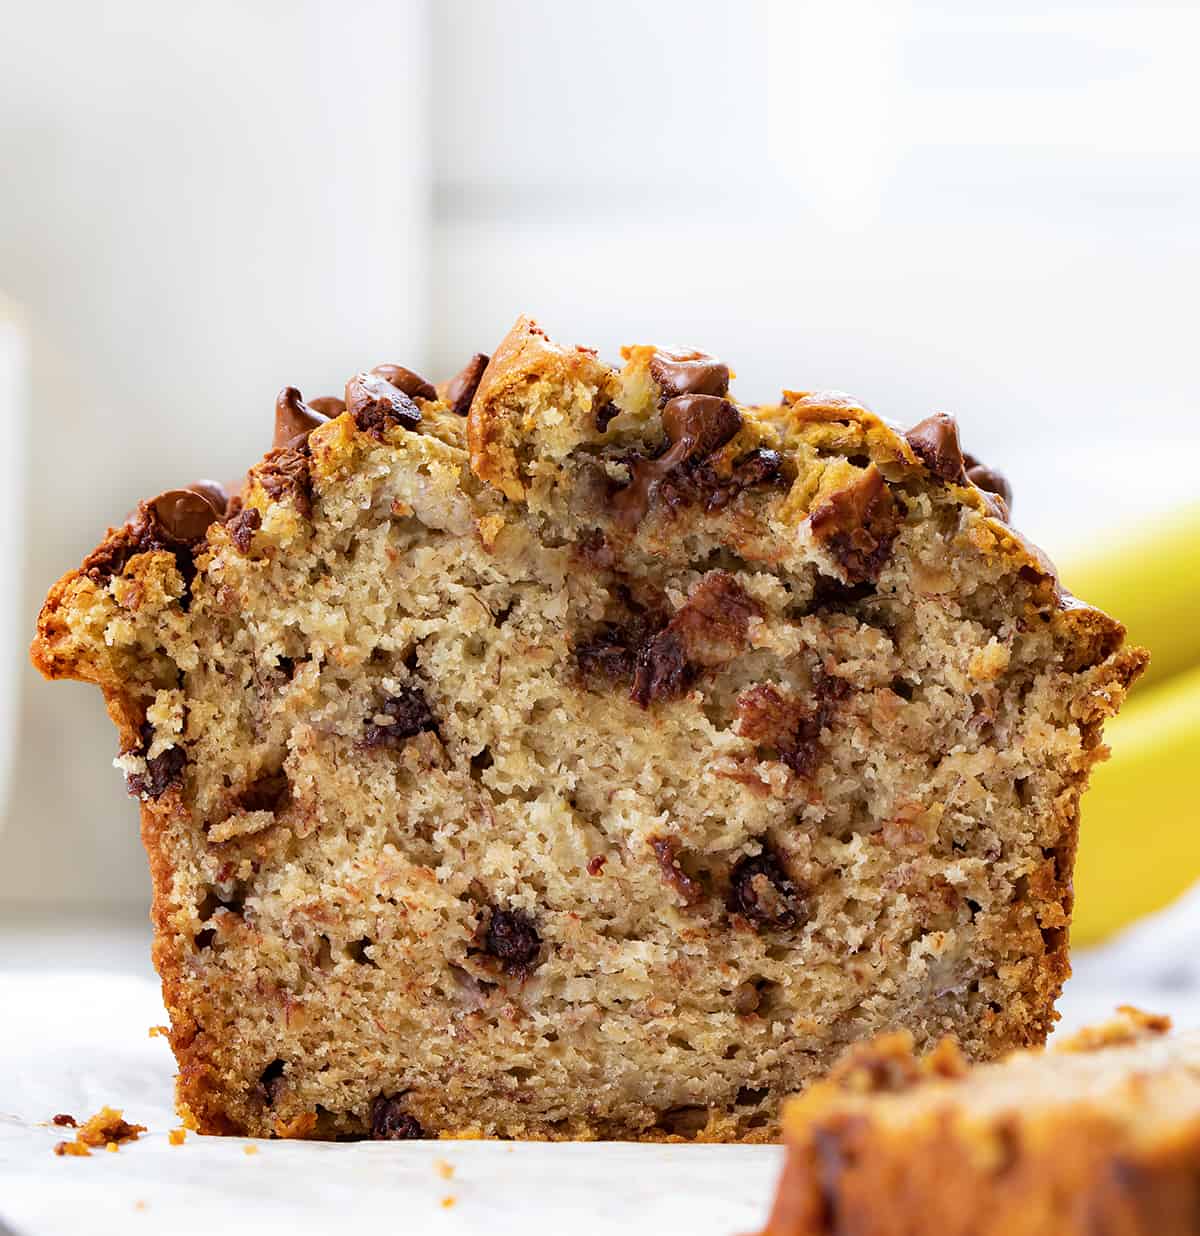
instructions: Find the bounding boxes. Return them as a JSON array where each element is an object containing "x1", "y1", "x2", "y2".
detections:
[{"x1": 1, "y1": 0, "x2": 1197, "y2": 912}]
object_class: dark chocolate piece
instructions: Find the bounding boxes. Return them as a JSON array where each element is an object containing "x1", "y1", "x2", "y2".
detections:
[
  {"x1": 444, "y1": 352, "x2": 489, "y2": 416},
  {"x1": 370, "y1": 1096, "x2": 425, "y2": 1140},
  {"x1": 729, "y1": 847, "x2": 804, "y2": 929},
  {"x1": 363, "y1": 687, "x2": 438, "y2": 748},
  {"x1": 906, "y1": 413, "x2": 966, "y2": 483},
  {"x1": 370, "y1": 364, "x2": 437, "y2": 402},
  {"x1": 484, "y1": 907, "x2": 541, "y2": 971},
  {"x1": 648, "y1": 349, "x2": 730, "y2": 401},
  {"x1": 344, "y1": 372, "x2": 422, "y2": 437},
  {"x1": 274, "y1": 387, "x2": 330, "y2": 450},
  {"x1": 809, "y1": 467, "x2": 899, "y2": 585}
]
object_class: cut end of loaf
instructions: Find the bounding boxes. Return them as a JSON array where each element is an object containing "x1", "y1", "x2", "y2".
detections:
[{"x1": 32, "y1": 317, "x2": 1146, "y2": 1141}]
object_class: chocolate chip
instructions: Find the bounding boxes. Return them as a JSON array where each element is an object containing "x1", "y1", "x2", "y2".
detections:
[
  {"x1": 362, "y1": 687, "x2": 438, "y2": 748},
  {"x1": 735, "y1": 675, "x2": 847, "y2": 779},
  {"x1": 308, "y1": 396, "x2": 346, "y2": 418},
  {"x1": 444, "y1": 352, "x2": 489, "y2": 416},
  {"x1": 148, "y1": 489, "x2": 223, "y2": 545},
  {"x1": 649, "y1": 836, "x2": 704, "y2": 906},
  {"x1": 258, "y1": 1059, "x2": 286, "y2": 1105},
  {"x1": 257, "y1": 445, "x2": 314, "y2": 518},
  {"x1": 612, "y1": 396, "x2": 748, "y2": 529},
  {"x1": 484, "y1": 907, "x2": 541, "y2": 971},
  {"x1": 587, "y1": 855, "x2": 607, "y2": 876},
  {"x1": 963, "y1": 453, "x2": 1013, "y2": 511},
  {"x1": 595, "y1": 400, "x2": 620, "y2": 433},
  {"x1": 185, "y1": 480, "x2": 230, "y2": 518},
  {"x1": 52, "y1": 1113, "x2": 78, "y2": 1128},
  {"x1": 370, "y1": 364, "x2": 437, "y2": 402},
  {"x1": 228, "y1": 505, "x2": 261, "y2": 553},
  {"x1": 274, "y1": 387, "x2": 330, "y2": 450},
  {"x1": 661, "y1": 394, "x2": 742, "y2": 459},
  {"x1": 574, "y1": 626, "x2": 639, "y2": 685},
  {"x1": 648, "y1": 349, "x2": 730, "y2": 401},
  {"x1": 631, "y1": 627, "x2": 695, "y2": 708},
  {"x1": 906, "y1": 413, "x2": 966, "y2": 483},
  {"x1": 126, "y1": 722, "x2": 186, "y2": 800},
  {"x1": 729, "y1": 847, "x2": 803, "y2": 929},
  {"x1": 370, "y1": 1096, "x2": 426, "y2": 1140},
  {"x1": 809, "y1": 467, "x2": 899, "y2": 585},
  {"x1": 345, "y1": 372, "x2": 422, "y2": 437}
]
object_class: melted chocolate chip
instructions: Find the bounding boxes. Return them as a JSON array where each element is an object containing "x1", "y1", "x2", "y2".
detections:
[
  {"x1": 274, "y1": 387, "x2": 330, "y2": 451},
  {"x1": 649, "y1": 836, "x2": 704, "y2": 906},
  {"x1": 370, "y1": 1096, "x2": 426, "y2": 1140},
  {"x1": 612, "y1": 395, "x2": 744, "y2": 529},
  {"x1": 906, "y1": 413, "x2": 966, "y2": 483},
  {"x1": 963, "y1": 453, "x2": 1013, "y2": 511},
  {"x1": 444, "y1": 352, "x2": 489, "y2": 416},
  {"x1": 729, "y1": 847, "x2": 803, "y2": 929},
  {"x1": 735, "y1": 674, "x2": 848, "y2": 779},
  {"x1": 484, "y1": 908, "x2": 541, "y2": 971},
  {"x1": 149, "y1": 489, "x2": 223, "y2": 545},
  {"x1": 228, "y1": 505, "x2": 261, "y2": 553},
  {"x1": 809, "y1": 467, "x2": 899, "y2": 585},
  {"x1": 648, "y1": 349, "x2": 730, "y2": 401},
  {"x1": 308, "y1": 396, "x2": 346, "y2": 418},
  {"x1": 595, "y1": 401, "x2": 620, "y2": 433},
  {"x1": 631, "y1": 627, "x2": 695, "y2": 707},
  {"x1": 363, "y1": 687, "x2": 438, "y2": 748},
  {"x1": 257, "y1": 445, "x2": 313, "y2": 518},
  {"x1": 662, "y1": 394, "x2": 742, "y2": 458},
  {"x1": 185, "y1": 480, "x2": 230, "y2": 518},
  {"x1": 126, "y1": 722, "x2": 187, "y2": 800},
  {"x1": 345, "y1": 372, "x2": 422, "y2": 437},
  {"x1": 370, "y1": 364, "x2": 437, "y2": 402}
]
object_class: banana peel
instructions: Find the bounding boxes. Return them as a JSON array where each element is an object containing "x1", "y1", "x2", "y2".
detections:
[
  {"x1": 1072, "y1": 663, "x2": 1200, "y2": 945},
  {"x1": 1065, "y1": 503, "x2": 1200, "y2": 693}
]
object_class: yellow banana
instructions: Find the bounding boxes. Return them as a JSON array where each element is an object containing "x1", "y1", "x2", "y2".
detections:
[
  {"x1": 1073, "y1": 663, "x2": 1200, "y2": 945},
  {"x1": 1063, "y1": 503, "x2": 1200, "y2": 693}
]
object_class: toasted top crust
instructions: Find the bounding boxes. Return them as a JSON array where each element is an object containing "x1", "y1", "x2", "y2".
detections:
[{"x1": 33, "y1": 313, "x2": 1145, "y2": 735}]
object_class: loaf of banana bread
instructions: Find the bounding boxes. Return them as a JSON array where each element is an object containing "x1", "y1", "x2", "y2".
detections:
[
  {"x1": 760, "y1": 1009, "x2": 1199, "y2": 1235},
  {"x1": 32, "y1": 316, "x2": 1145, "y2": 1140}
]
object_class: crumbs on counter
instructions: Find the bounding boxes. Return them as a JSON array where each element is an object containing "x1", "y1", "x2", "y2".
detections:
[
  {"x1": 168, "y1": 1127, "x2": 187, "y2": 1146},
  {"x1": 434, "y1": 1158, "x2": 455, "y2": 1180},
  {"x1": 441, "y1": 1197, "x2": 456, "y2": 1209},
  {"x1": 52, "y1": 1113, "x2": 77, "y2": 1127},
  {"x1": 53, "y1": 1106, "x2": 146, "y2": 1157},
  {"x1": 149, "y1": 1025, "x2": 170, "y2": 1038},
  {"x1": 243, "y1": 1143, "x2": 259, "y2": 1156}
]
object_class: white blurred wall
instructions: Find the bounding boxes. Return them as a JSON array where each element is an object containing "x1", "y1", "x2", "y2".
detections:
[
  {"x1": 1, "y1": 0, "x2": 1197, "y2": 910},
  {"x1": 0, "y1": 0, "x2": 430, "y2": 906}
]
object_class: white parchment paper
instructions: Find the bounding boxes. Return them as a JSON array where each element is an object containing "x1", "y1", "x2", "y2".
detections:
[{"x1": 5, "y1": 902, "x2": 1200, "y2": 1236}]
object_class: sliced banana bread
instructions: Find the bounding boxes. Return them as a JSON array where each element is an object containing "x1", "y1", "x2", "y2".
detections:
[{"x1": 32, "y1": 316, "x2": 1145, "y2": 1140}]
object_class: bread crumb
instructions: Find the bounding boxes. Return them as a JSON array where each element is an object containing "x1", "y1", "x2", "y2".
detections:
[
  {"x1": 243, "y1": 1143, "x2": 259, "y2": 1156},
  {"x1": 168, "y1": 1127, "x2": 187, "y2": 1146},
  {"x1": 51, "y1": 1113, "x2": 77, "y2": 1127},
  {"x1": 52, "y1": 1106, "x2": 146, "y2": 1157},
  {"x1": 149, "y1": 1025, "x2": 170, "y2": 1038},
  {"x1": 134, "y1": 1200, "x2": 147, "y2": 1211},
  {"x1": 433, "y1": 1158, "x2": 455, "y2": 1180},
  {"x1": 441, "y1": 1196, "x2": 456, "y2": 1209}
]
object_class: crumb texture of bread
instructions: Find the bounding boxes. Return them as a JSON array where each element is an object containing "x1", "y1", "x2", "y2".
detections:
[
  {"x1": 32, "y1": 321, "x2": 1146, "y2": 1142},
  {"x1": 762, "y1": 1009, "x2": 1200, "y2": 1236}
]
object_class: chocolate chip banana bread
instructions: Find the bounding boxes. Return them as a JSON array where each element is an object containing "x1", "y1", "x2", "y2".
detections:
[
  {"x1": 32, "y1": 316, "x2": 1146, "y2": 1141},
  {"x1": 760, "y1": 1009, "x2": 1200, "y2": 1235}
]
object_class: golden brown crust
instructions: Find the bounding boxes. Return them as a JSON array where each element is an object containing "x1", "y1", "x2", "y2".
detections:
[{"x1": 762, "y1": 1012, "x2": 1200, "y2": 1236}]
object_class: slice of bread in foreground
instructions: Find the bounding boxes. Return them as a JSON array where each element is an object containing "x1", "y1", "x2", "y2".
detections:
[
  {"x1": 761, "y1": 1008, "x2": 1198, "y2": 1235},
  {"x1": 32, "y1": 317, "x2": 1145, "y2": 1140}
]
